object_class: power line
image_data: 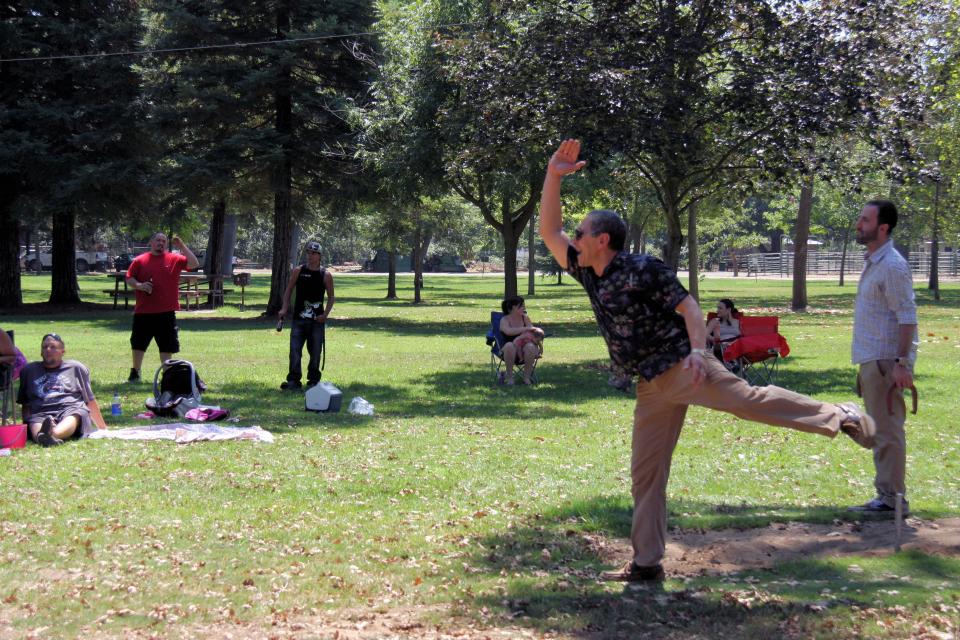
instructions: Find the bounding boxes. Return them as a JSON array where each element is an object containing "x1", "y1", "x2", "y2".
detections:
[{"x1": 0, "y1": 20, "x2": 481, "y2": 64}]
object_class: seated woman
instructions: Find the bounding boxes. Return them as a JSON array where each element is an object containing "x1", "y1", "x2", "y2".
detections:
[
  {"x1": 499, "y1": 296, "x2": 545, "y2": 385},
  {"x1": 705, "y1": 298, "x2": 741, "y2": 360}
]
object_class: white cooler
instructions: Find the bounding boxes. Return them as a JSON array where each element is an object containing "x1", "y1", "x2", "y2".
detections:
[{"x1": 305, "y1": 382, "x2": 343, "y2": 413}]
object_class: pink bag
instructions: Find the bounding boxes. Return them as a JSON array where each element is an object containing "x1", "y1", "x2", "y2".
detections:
[{"x1": 184, "y1": 407, "x2": 229, "y2": 422}]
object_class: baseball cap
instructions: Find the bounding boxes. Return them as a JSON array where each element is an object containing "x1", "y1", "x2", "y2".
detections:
[{"x1": 305, "y1": 241, "x2": 321, "y2": 253}]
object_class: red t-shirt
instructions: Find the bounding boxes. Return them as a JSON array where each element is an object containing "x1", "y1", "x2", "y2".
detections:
[{"x1": 126, "y1": 252, "x2": 189, "y2": 314}]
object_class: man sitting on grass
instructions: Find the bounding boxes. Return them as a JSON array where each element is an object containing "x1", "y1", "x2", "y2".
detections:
[{"x1": 17, "y1": 333, "x2": 107, "y2": 447}]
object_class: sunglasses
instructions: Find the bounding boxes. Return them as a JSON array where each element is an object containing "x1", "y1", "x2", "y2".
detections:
[{"x1": 574, "y1": 227, "x2": 599, "y2": 241}]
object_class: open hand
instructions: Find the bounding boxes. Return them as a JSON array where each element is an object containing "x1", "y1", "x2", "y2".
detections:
[{"x1": 548, "y1": 139, "x2": 587, "y2": 177}]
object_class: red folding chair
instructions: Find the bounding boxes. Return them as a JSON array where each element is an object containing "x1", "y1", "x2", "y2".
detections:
[{"x1": 721, "y1": 316, "x2": 790, "y2": 385}]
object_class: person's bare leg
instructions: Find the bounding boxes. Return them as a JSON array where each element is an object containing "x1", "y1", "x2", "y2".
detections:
[
  {"x1": 160, "y1": 352, "x2": 172, "y2": 368},
  {"x1": 522, "y1": 343, "x2": 539, "y2": 384},
  {"x1": 51, "y1": 415, "x2": 79, "y2": 440},
  {"x1": 132, "y1": 349, "x2": 146, "y2": 371},
  {"x1": 502, "y1": 343, "x2": 518, "y2": 384}
]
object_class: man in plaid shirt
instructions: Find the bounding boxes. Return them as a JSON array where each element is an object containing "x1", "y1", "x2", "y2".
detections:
[{"x1": 848, "y1": 200, "x2": 918, "y2": 515}]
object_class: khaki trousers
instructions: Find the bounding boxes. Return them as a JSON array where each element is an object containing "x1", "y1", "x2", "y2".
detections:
[
  {"x1": 630, "y1": 355, "x2": 843, "y2": 567},
  {"x1": 858, "y1": 360, "x2": 907, "y2": 508}
]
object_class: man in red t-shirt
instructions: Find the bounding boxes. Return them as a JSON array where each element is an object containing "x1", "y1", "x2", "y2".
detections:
[{"x1": 124, "y1": 232, "x2": 199, "y2": 382}]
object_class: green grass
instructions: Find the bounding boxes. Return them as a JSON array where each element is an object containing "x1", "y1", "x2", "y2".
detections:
[{"x1": 1, "y1": 272, "x2": 958, "y2": 638}]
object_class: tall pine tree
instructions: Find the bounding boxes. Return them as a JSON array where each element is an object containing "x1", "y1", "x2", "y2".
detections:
[
  {"x1": 0, "y1": 1, "x2": 146, "y2": 307},
  {"x1": 144, "y1": 0, "x2": 376, "y2": 314}
]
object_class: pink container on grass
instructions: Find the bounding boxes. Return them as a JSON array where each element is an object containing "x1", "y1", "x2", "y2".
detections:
[{"x1": 0, "y1": 423, "x2": 27, "y2": 449}]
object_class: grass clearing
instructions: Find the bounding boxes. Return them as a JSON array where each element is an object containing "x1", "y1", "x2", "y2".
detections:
[{"x1": 1, "y1": 273, "x2": 958, "y2": 638}]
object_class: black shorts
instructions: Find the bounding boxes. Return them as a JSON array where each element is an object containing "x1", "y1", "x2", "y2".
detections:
[{"x1": 130, "y1": 311, "x2": 180, "y2": 353}]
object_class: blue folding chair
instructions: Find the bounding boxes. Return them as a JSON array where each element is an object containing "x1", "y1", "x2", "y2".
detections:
[{"x1": 485, "y1": 311, "x2": 543, "y2": 385}]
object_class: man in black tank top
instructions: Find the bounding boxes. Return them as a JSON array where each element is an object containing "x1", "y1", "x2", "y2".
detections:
[{"x1": 278, "y1": 240, "x2": 335, "y2": 390}]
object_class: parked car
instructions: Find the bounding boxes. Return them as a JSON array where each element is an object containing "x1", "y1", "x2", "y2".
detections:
[{"x1": 24, "y1": 248, "x2": 109, "y2": 272}]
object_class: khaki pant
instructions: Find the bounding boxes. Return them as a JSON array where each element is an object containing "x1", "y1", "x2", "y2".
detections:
[
  {"x1": 630, "y1": 355, "x2": 844, "y2": 567},
  {"x1": 858, "y1": 360, "x2": 907, "y2": 508}
]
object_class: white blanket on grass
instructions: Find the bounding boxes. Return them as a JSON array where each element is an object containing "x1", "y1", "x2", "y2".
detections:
[{"x1": 88, "y1": 423, "x2": 274, "y2": 444}]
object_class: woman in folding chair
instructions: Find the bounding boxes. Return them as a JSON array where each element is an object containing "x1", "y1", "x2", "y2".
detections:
[
  {"x1": 706, "y1": 299, "x2": 741, "y2": 354},
  {"x1": 499, "y1": 296, "x2": 545, "y2": 385},
  {"x1": 706, "y1": 299, "x2": 741, "y2": 370}
]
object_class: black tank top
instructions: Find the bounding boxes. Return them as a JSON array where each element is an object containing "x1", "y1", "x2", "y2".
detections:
[{"x1": 294, "y1": 265, "x2": 327, "y2": 319}]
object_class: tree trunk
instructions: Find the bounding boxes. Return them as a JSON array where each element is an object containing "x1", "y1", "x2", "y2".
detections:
[
  {"x1": 206, "y1": 198, "x2": 226, "y2": 307},
  {"x1": 411, "y1": 215, "x2": 432, "y2": 304},
  {"x1": 686, "y1": 202, "x2": 699, "y2": 301},
  {"x1": 221, "y1": 214, "x2": 238, "y2": 276},
  {"x1": 0, "y1": 176, "x2": 22, "y2": 309},
  {"x1": 662, "y1": 197, "x2": 683, "y2": 270},
  {"x1": 412, "y1": 226, "x2": 424, "y2": 304},
  {"x1": 266, "y1": 6, "x2": 293, "y2": 317},
  {"x1": 500, "y1": 194, "x2": 537, "y2": 299},
  {"x1": 791, "y1": 177, "x2": 813, "y2": 311},
  {"x1": 386, "y1": 250, "x2": 397, "y2": 299},
  {"x1": 629, "y1": 224, "x2": 644, "y2": 255},
  {"x1": 267, "y1": 169, "x2": 293, "y2": 315},
  {"x1": 928, "y1": 180, "x2": 940, "y2": 300},
  {"x1": 731, "y1": 250, "x2": 739, "y2": 277},
  {"x1": 31, "y1": 229, "x2": 42, "y2": 274},
  {"x1": 839, "y1": 224, "x2": 851, "y2": 287},
  {"x1": 503, "y1": 222, "x2": 519, "y2": 299},
  {"x1": 526, "y1": 213, "x2": 535, "y2": 296},
  {"x1": 49, "y1": 209, "x2": 81, "y2": 304}
]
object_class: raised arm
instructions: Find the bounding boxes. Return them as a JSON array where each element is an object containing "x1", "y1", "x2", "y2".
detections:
[
  {"x1": 172, "y1": 236, "x2": 200, "y2": 271},
  {"x1": 539, "y1": 139, "x2": 587, "y2": 270}
]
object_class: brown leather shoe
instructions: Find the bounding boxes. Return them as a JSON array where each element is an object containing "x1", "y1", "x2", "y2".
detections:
[
  {"x1": 837, "y1": 403, "x2": 876, "y2": 449},
  {"x1": 599, "y1": 561, "x2": 664, "y2": 582}
]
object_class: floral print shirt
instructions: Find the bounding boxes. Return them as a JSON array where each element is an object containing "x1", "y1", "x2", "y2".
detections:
[{"x1": 566, "y1": 245, "x2": 691, "y2": 382}]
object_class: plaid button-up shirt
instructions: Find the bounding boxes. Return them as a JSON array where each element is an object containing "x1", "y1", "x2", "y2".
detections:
[{"x1": 852, "y1": 239, "x2": 918, "y2": 365}]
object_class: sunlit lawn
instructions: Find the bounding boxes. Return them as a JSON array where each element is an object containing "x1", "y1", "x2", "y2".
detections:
[{"x1": 1, "y1": 272, "x2": 958, "y2": 638}]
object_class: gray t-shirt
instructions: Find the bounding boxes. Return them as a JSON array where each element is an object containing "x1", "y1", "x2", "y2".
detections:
[{"x1": 17, "y1": 360, "x2": 95, "y2": 417}]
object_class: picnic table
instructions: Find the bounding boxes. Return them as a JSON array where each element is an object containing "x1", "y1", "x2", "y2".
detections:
[{"x1": 104, "y1": 272, "x2": 233, "y2": 310}]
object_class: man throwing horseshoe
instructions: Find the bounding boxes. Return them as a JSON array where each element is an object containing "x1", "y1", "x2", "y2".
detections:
[{"x1": 539, "y1": 139, "x2": 879, "y2": 582}]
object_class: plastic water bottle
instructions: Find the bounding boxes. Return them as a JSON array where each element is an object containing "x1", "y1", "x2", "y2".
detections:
[{"x1": 111, "y1": 390, "x2": 122, "y2": 416}]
